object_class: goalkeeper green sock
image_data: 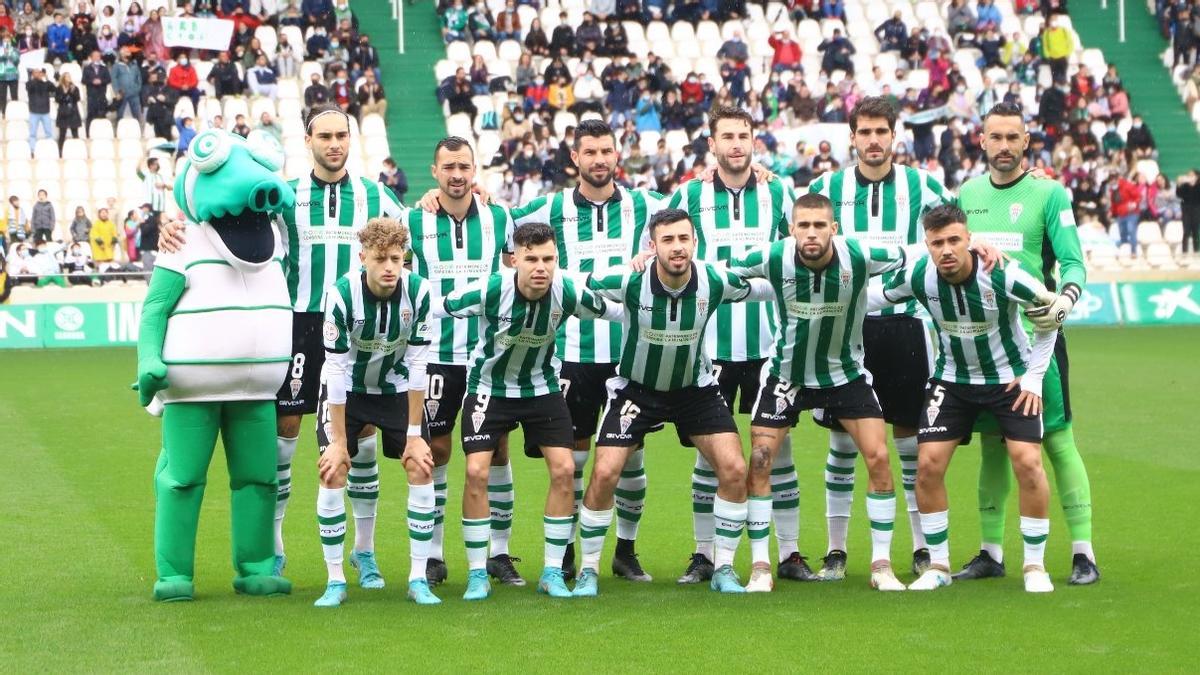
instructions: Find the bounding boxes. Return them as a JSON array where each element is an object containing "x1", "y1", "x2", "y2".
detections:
[
  {"x1": 978, "y1": 434, "x2": 1012, "y2": 560},
  {"x1": 1043, "y1": 426, "x2": 1094, "y2": 551}
]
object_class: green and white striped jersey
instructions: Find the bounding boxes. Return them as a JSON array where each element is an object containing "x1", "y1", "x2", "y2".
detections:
[
  {"x1": 880, "y1": 254, "x2": 1057, "y2": 390},
  {"x1": 406, "y1": 196, "x2": 515, "y2": 366},
  {"x1": 667, "y1": 175, "x2": 795, "y2": 361},
  {"x1": 442, "y1": 271, "x2": 609, "y2": 398},
  {"x1": 281, "y1": 173, "x2": 406, "y2": 313},
  {"x1": 808, "y1": 165, "x2": 953, "y2": 317},
  {"x1": 322, "y1": 269, "x2": 433, "y2": 395},
  {"x1": 138, "y1": 168, "x2": 170, "y2": 212},
  {"x1": 511, "y1": 186, "x2": 666, "y2": 364},
  {"x1": 589, "y1": 261, "x2": 758, "y2": 391},
  {"x1": 729, "y1": 237, "x2": 908, "y2": 388}
]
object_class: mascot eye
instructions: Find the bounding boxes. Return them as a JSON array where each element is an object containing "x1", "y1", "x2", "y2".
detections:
[
  {"x1": 188, "y1": 130, "x2": 233, "y2": 174},
  {"x1": 245, "y1": 130, "x2": 285, "y2": 172}
]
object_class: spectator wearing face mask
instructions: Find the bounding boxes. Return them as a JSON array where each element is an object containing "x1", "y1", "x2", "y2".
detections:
[
  {"x1": 1126, "y1": 115, "x2": 1157, "y2": 158},
  {"x1": 168, "y1": 54, "x2": 201, "y2": 110}
]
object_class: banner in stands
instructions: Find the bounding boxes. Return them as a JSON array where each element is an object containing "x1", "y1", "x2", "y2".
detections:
[
  {"x1": 2, "y1": 283, "x2": 1198, "y2": 348},
  {"x1": 162, "y1": 17, "x2": 235, "y2": 51}
]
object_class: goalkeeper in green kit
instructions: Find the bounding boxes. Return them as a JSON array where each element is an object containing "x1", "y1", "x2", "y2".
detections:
[{"x1": 954, "y1": 102, "x2": 1099, "y2": 585}]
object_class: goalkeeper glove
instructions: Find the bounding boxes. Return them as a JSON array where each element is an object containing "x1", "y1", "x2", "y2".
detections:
[{"x1": 1025, "y1": 283, "x2": 1080, "y2": 331}]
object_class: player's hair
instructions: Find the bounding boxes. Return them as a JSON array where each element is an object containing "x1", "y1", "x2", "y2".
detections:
[
  {"x1": 982, "y1": 101, "x2": 1024, "y2": 126},
  {"x1": 304, "y1": 102, "x2": 350, "y2": 135},
  {"x1": 573, "y1": 119, "x2": 615, "y2": 150},
  {"x1": 433, "y1": 136, "x2": 475, "y2": 162},
  {"x1": 792, "y1": 192, "x2": 833, "y2": 217},
  {"x1": 922, "y1": 204, "x2": 968, "y2": 232},
  {"x1": 648, "y1": 207, "x2": 693, "y2": 235},
  {"x1": 512, "y1": 222, "x2": 556, "y2": 248},
  {"x1": 707, "y1": 105, "x2": 755, "y2": 136},
  {"x1": 358, "y1": 217, "x2": 410, "y2": 252},
  {"x1": 849, "y1": 96, "x2": 898, "y2": 132}
]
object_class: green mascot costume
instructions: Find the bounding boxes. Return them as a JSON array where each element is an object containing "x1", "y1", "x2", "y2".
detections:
[{"x1": 137, "y1": 129, "x2": 296, "y2": 601}]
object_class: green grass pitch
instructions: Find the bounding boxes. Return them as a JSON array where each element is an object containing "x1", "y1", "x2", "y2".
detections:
[{"x1": 3, "y1": 326, "x2": 1196, "y2": 671}]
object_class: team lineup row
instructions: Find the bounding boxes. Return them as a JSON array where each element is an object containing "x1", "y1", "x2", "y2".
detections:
[{"x1": 152, "y1": 99, "x2": 1100, "y2": 606}]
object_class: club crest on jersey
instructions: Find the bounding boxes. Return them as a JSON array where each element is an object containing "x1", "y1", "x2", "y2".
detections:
[
  {"x1": 1009, "y1": 204, "x2": 1023, "y2": 224},
  {"x1": 619, "y1": 414, "x2": 633, "y2": 435},
  {"x1": 551, "y1": 310, "x2": 562, "y2": 324},
  {"x1": 696, "y1": 298, "x2": 708, "y2": 315},
  {"x1": 982, "y1": 289, "x2": 996, "y2": 307},
  {"x1": 840, "y1": 270, "x2": 853, "y2": 288},
  {"x1": 774, "y1": 396, "x2": 788, "y2": 416},
  {"x1": 926, "y1": 403, "x2": 940, "y2": 426},
  {"x1": 471, "y1": 411, "x2": 485, "y2": 433},
  {"x1": 289, "y1": 378, "x2": 302, "y2": 398},
  {"x1": 425, "y1": 400, "x2": 440, "y2": 420},
  {"x1": 400, "y1": 309, "x2": 412, "y2": 323}
]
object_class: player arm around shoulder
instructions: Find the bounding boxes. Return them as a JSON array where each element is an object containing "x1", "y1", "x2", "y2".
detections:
[
  {"x1": 319, "y1": 283, "x2": 353, "y2": 486},
  {"x1": 1002, "y1": 265, "x2": 1060, "y2": 415},
  {"x1": 1025, "y1": 183, "x2": 1086, "y2": 331}
]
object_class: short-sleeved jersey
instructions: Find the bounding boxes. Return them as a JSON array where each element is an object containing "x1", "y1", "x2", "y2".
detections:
[
  {"x1": 956, "y1": 172, "x2": 1086, "y2": 292},
  {"x1": 882, "y1": 254, "x2": 1050, "y2": 384},
  {"x1": 444, "y1": 271, "x2": 607, "y2": 398},
  {"x1": 406, "y1": 196, "x2": 515, "y2": 366},
  {"x1": 281, "y1": 173, "x2": 406, "y2": 313},
  {"x1": 808, "y1": 164, "x2": 952, "y2": 317},
  {"x1": 321, "y1": 269, "x2": 432, "y2": 395},
  {"x1": 667, "y1": 174, "x2": 795, "y2": 361},
  {"x1": 589, "y1": 261, "x2": 755, "y2": 391},
  {"x1": 511, "y1": 186, "x2": 666, "y2": 364},
  {"x1": 730, "y1": 237, "x2": 907, "y2": 388}
]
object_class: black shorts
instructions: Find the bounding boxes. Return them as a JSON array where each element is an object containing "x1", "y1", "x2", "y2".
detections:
[
  {"x1": 713, "y1": 358, "x2": 768, "y2": 414},
  {"x1": 425, "y1": 363, "x2": 468, "y2": 437},
  {"x1": 756, "y1": 374, "x2": 884, "y2": 429},
  {"x1": 276, "y1": 311, "x2": 325, "y2": 416},
  {"x1": 461, "y1": 392, "x2": 574, "y2": 455},
  {"x1": 860, "y1": 315, "x2": 933, "y2": 429},
  {"x1": 560, "y1": 361, "x2": 618, "y2": 440},
  {"x1": 315, "y1": 386, "x2": 430, "y2": 460},
  {"x1": 919, "y1": 379, "x2": 1043, "y2": 444},
  {"x1": 596, "y1": 378, "x2": 738, "y2": 448}
]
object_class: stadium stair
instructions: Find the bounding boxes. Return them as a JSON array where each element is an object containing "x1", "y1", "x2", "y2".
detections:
[
  {"x1": 1070, "y1": 0, "x2": 1200, "y2": 176},
  {"x1": 359, "y1": 0, "x2": 447, "y2": 199}
]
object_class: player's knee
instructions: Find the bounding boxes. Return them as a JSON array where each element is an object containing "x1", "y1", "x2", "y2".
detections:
[
  {"x1": 715, "y1": 455, "x2": 747, "y2": 486},
  {"x1": 276, "y1": 415, "x2": 300, "y2": 438},
  {"x1": 321, "y1": 471, "x2": 348, "y2": 489},
  {"x1": 429, "y1": 435, "x2": 452, "y2": 464},
  {"x1": 589, "y1": 456, "x2": 622, "y2": 491},
  {"x1": 546, "y1": 453, "x2": 574, "y2": 488},
  {"x1": 749, "y1": 445, "x2": 772, "y2": 474},
  {"x1": 464, "y1": 461, "x2": 490, "y2": 494},
  {"x1": 917, "y1": 453, "x2": 947, "y2": 482},
  {"x1": 862, "y1": 445, "x2": 891, "y2": 473},
  {"x1": 1010, "y1": 449, "x2": 1046, "y2": 486},
  {"x1": 407, "y1": 465, "x2": 432, "y2": 485}
]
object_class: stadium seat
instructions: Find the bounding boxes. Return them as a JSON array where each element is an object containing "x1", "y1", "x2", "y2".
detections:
[
  {"x1": 361, "y1": 114, "x2": 387, "y2": 140},
  {"x1": 1137, "y1": 221, "x2": 1164, "y2": 248},
  {"x1": 34, "y1": 159, "x2": 60, "y2": 183},
  {"x1": 1164, "y1": 220, "x2": 1185, "y2": 253},
  {"x1": 5, "y1": 119, "x2": 29, "y2": 143},
  {"x1": 300, "y1": 61, "x2": 323, "y2": 83},
  {"x1": 553, "y1": 111, "x2": 578, "y2": 138},
  {"x1": 116, "y1": 118, "x2": 142, "y2": 140},
  {"x1": 1088, "y1": 246, "x2": 1119, "y2": 270},
  {"x1": 88, "y1": 139, "x2": 115, "y2": 160},
  {"x1": 32, "y1": 139, "x2": 58, "y2": 161},
  {"x1": 250, "y1": 97, "x2": 277, "y2": 121},
  {"x1": 1136, "y1": 159, "x2": 1160, "y2": 181},
  {"x1": 1145, "y1": 242, "x2": 1177, "y2": 269},
  {"x1": 255, "y1": 25, "x2": 278, "y2": 56},
  {"x1": 4, "y1": 99, "x2": 28, "y2": 122},
  {"x1": 63, "y1": 156, "x2": 89, "y2": 179},
  {"x1": 447, "y1": 41, "x2": 472, "y2": 64}
]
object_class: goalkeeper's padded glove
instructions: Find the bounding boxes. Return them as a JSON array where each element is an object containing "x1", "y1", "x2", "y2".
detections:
[{"x1": 1025, "y1": 283, "x2": 1080, "y2": 331}]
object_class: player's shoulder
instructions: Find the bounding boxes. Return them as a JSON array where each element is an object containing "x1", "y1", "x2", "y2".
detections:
[
  {"x1": 324, "y1": 271, "x2": 356, "y2": 302},
  {"x1": 403, "y1": 267, "x2": 431, "y2": 291}
]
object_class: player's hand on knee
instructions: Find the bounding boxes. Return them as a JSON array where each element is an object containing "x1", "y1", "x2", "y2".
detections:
[
  {"x1": 402, "y1": 437, "x2": 434, "y2": 474},
  {"x1": 1007, "y1": 378, "x2": 1042, "y2": 416},
  {"x1": 158, "y1": 220, "x2": 187, "y2": 253},
  {"x1": 318, "y1": 442, "x2": 351, "y2": 484}
]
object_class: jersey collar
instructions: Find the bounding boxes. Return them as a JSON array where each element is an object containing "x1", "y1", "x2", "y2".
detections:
[
  {"x1": 712, "y1": 171, "x2": 757, "y2": 193},
  {"x1": 360, "y1": 269, "x2": 405, "y2": 302},
  {"x1": 437, "y1": 195, "x2": 481, "y2": 220},
  {"x1": 854, "y1": 164, "x2": 896, "y2": 186},
  {"x1": 311, "y1": 171, "x2": 351, "y2": 189},
  {"x1": 793, "y1": 238, "x2": 840, "y2": 273},
  {"x1": 649, "y1": 261, "x2": 699, "y2": 297},
  {"x1": 989, "y1": 170, "x2": 1030, "y2": 190},
  {"x1": 572, "y1": 184, "x2": 623, "y2": 207}
]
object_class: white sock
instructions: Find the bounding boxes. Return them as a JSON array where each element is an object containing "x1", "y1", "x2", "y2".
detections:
[
  {"x1": 982, "y1": 541, "x2": 1005, "y2": 564},
  {"x1": 348, "y1": 436, "x2": 378, "y2": 553},
  {"x1": 894, "y1": 435, "x2": 925, "y2": 551},
  {"x1": 1072, "y1": 540, "x2": 1095, "y2": 563},
  {"x1": 712, "y1": 495, "x2": 747, "y2": 569},
  {"x1": 569, "y1": 450, "x2": 588, "y2": 545},
  {"x1": 317, "y1": 486, "x2": 347, "y2": 583},
  {"x1": 691, "y1": 452, "x2": 717, "y2": 560},
  {"x1": 543, "y1": 515, "x2": 573, "y2": 568},
  {"x1": 579, "y1": 506, "x2": 612, "y2": 572},
  {"x1": 771, "y1": 436, "x2": 800, "y2": 561},
  {"x1": 488, "y1": 463, "x2": 514, "y2": 556},
  {"x1": 1020, "y1": 516, "x2": 1050, "y2": 569},
  {"x1": 407, "y1": 482, "x2": 435, "y2": 582},
  {"x1": 920, "y1": 510, "x2": 950, "y2": 569},
  {"x1": 274, "y1": 435, "x2": 298, "y2": 556},
  {"x1": 431, "y1": 463, "x2": 448, "y2": 560},
  {"x1": 825, "y1": 431, "x2": 856, "y2": 553},
  {"x1": 462, "y1": 517, "x2": 490, "y2": 571},
  {"x1": 615, "y1": 447, "x2": 647, "y2": 541},
  {"x1": 747, "y1": 496, "x2": 772, "y2": 565},
  {"x1": 866, "y1": 492, "x2": 896, "y2": 563}
]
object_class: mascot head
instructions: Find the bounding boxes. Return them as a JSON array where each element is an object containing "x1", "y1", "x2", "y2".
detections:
[{"x1": 173, "y1": 129, "x2": 296, "y2": 264}]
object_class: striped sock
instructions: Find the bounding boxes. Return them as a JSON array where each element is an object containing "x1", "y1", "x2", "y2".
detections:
[
  {"x1": 317, "y1": 486, "x2": 347, "y2": 583},
  {"x1": 488, "y1": 463, "x2": 514, "y2": 556},
  {"x1": 462, "y1": 517, "x2": 490, "y2": 571},
  {"x1": 921, "y1": 510, "x2": 950, "y2": 569},
  {"x1": 825, "y1": 431, "x2": 857, "y2": 552},
  {"x1": 348, "y1": 436, "x2": 379, "y2": 553},
  {"x1": 1020, "y1": 516, "x2": 1050, "y2": 569},
  {"x1": 543, "y1": 515, "x2": 573, "y2": 568},
  {"x1": 579, "y1": 507, "x2": 612, "y2": 572},
  {"x1": 615, "y1": 448, "x2": 647, "y2": 541},
  {"x1": 895, "y1": 435, "x2": 925, "y2": 550},
  {"x1": 274, "y1": 435, "x2": 298, "y2": 556},
  {"x1": 569, "y1": 450, "x2": 588, "y2": 545},
  {"x1": 866, "y1": 491, "x2": 896, "y2": 563},
  {"x1": 747, "y1": 496, "x2": 772, "y2": 565},
  {"x1": 691, "y1": 453, "x2": 717, "y2": 560},
  {"x1": 431, "y1": 464, "x2": 448, "y2": 560},
  {"x1": 712, "y1": 496, "x2": 747, "y2": 568},
  {"x1": 407, "y1": 482, "x2": 435, "y2": 582},
  {"x1": 771, "y1": 436, "x2": 800, "y2": 561}
]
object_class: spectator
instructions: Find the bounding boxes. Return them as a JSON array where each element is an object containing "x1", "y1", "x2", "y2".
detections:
[
  {"x1": 543, "y1": 54, "x2": 570, "y2": 85},
  {"x1": 1177, "y1": 169, "x2": 1200, "y2": 254},
  {"x1": 1152, "y1": 174, "x2": 1182, "y2": 225},
  {"x1": 69, "y1": 206, "x2": 92, "y2": 244},
  {"x1": 524, "y1": 73, "x2": 548, "y2": 110},
  {"x1": 820, "y1": 0, "x2": 846, "y2": 21},
  {"x1": 276, "y1": 33, "x2": 300, "y2": 79},
  {"x1": 69, "y1": 17, "x2": 99, "y2": 65},
  {"x1": 14, "y1": 2, "x2": 36, "y2": 35},
  {"x1": 571, "y1": 65, "x2": 604, "y2": 115},
  {"x1": 0, "y1": 4, "x2": 12, "y2": 34},
  {"x1": 308, "y1": 23, "x2": 331, "y2": 57},
  {"x1": 140, "y1": 8, "x2": 168, "y2": 61},
  {"x1": 353, "y1": 33, "x2": 380, "y2": 81},
  {"x1": 1038, "y1": 79, "x2": 1068, "y2": 130},
  {"x1": 143, "y1": 70, "x2": 173, "y2": 138},
  {"x1": 1112, "y1": 169, "x2": 1146, "y2": 253},
  {"x1": 1042, "y1": 15, "x2": 1074, "y2": 81},
  {"x1": 5, "y1": 196, "x2": 29, "y2": 246},
  {"x1": 97, "y1": 5, "x2": 120, "y2": 39},
  {"x1": 633, "y1": 89, "x2": 661, "y2": 132},
  {"x1": 1107, "y1": 83, "x2": 1130, "y2": 118},
  {"x1": 495, "y1": 0, "x2": 521, "y2": 41},
  {"x1": 680, "y1": 71, "x2": 703, "y2": 104},
  {"x1": 82, "y1": 50, "x2": 111, "y2": 134},
  {"x1": 469, "y1": 54, "x2": 490, "y2": 95},
  {"x1": 524, "y1": 18, "x2": 550, "y2": 56},
  {"x1": 305, "y1": 72, "x2": 331, "y2": 111},
  {"x1": 976, "y1": 0, "x2": 1002, "y2": 30},
  {"x1": 91, "y1": 208, "x2": 119, "y2": 266},
  {"x1": 547, "y1": 73, "x2": 575, "y2": 111},
  {"x1": 139, "y1": 158, "x2": 170, "y2": 224},
  {"x1": 357, "y1": 69, "x2": 387, "y2": 119},
  {"x1": 112, "y1": 47, "x2": 142, "y2": 122},
  {"x1": 768, "y1": 29, "x2": 801, "y2": 72},
  {"x1": 209, "y1": 51, "x2": 243, "y2": 98},
  {"x1": 818, "y1": 28, "x2": 856, "y2": 77},
  {"x1": 379, "y1": 158, "x2": 408, "y2": 204},
  {"x1": 31, "y1": 190, "x2": 55, "y2": 244},
  {"x1": 468, "y1": 1, "x2": 496, "y2": 42},
  {"x1": 175, "y1": 116, "x2": 197, "y2": 157},
  {"x1": 549, "y1": 12, "x2": 575, "y2": 56},
  {"x1": 875, "y1": 11, "x2": 907, "y2": 52},
  {"x1": 46, "y1": 12, "x2": 71, "y2": 63},
  {"x1": 514, "y1": 52, "x2": 537, "y2": 90},
  {"x1": 0, "y1": 27, "x2": 17, "y2": 115},
  {"x1": 576, "y1": 12, "x2": 603, "y2": 54},
  {"x1": 168, "y1": 53, "x2": 202, "y2": 110},
  {"x1": 717, "y1": 28, "x2": 749, "y2": 65},
  {"x1": 247, "y1": 54, "x2": 279, "y2": 98},
  {"x1": 603, "y1": 17, "x2": 629, "y2": 56},
  {"x1": 232, "y1": 114, "x2": 251, "y2": 137},
  {"x1": 122, "y1": 209, "x2": 140, "y2": 263},
  {"x1": 512, "y1": 140, "x2": 541, "y2": 179},
  {"x1": 977, "y1": 28, "x2": 1006, "y2": 68},
  {"x1": 329, "y1": 68, "x2": 353, "y2": 114},
  {"x1": 54, "y1": 72, "x2": 82, "y2": 154},
  {"x1": 125, "y1": 2, "x2": 147, "y2": 32},
  {"x1": 720, "y1": 58, "x2": 749, "y2": 103},
  {"x1": 138, "y1": 210, "x2": 160, "y2": 270},
  {"x1": 947, "y1": 0, "x2": 975, "y2": 37},
  {"x1": 447, "y1": 67, "x2": 477, "y2": 122},
  {"x1": 257, "y1": 111, "x2": 284, "y2": 144},
  {"x1": 1126, "y1": 114, "x2": 1157, "y2": 157}
]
